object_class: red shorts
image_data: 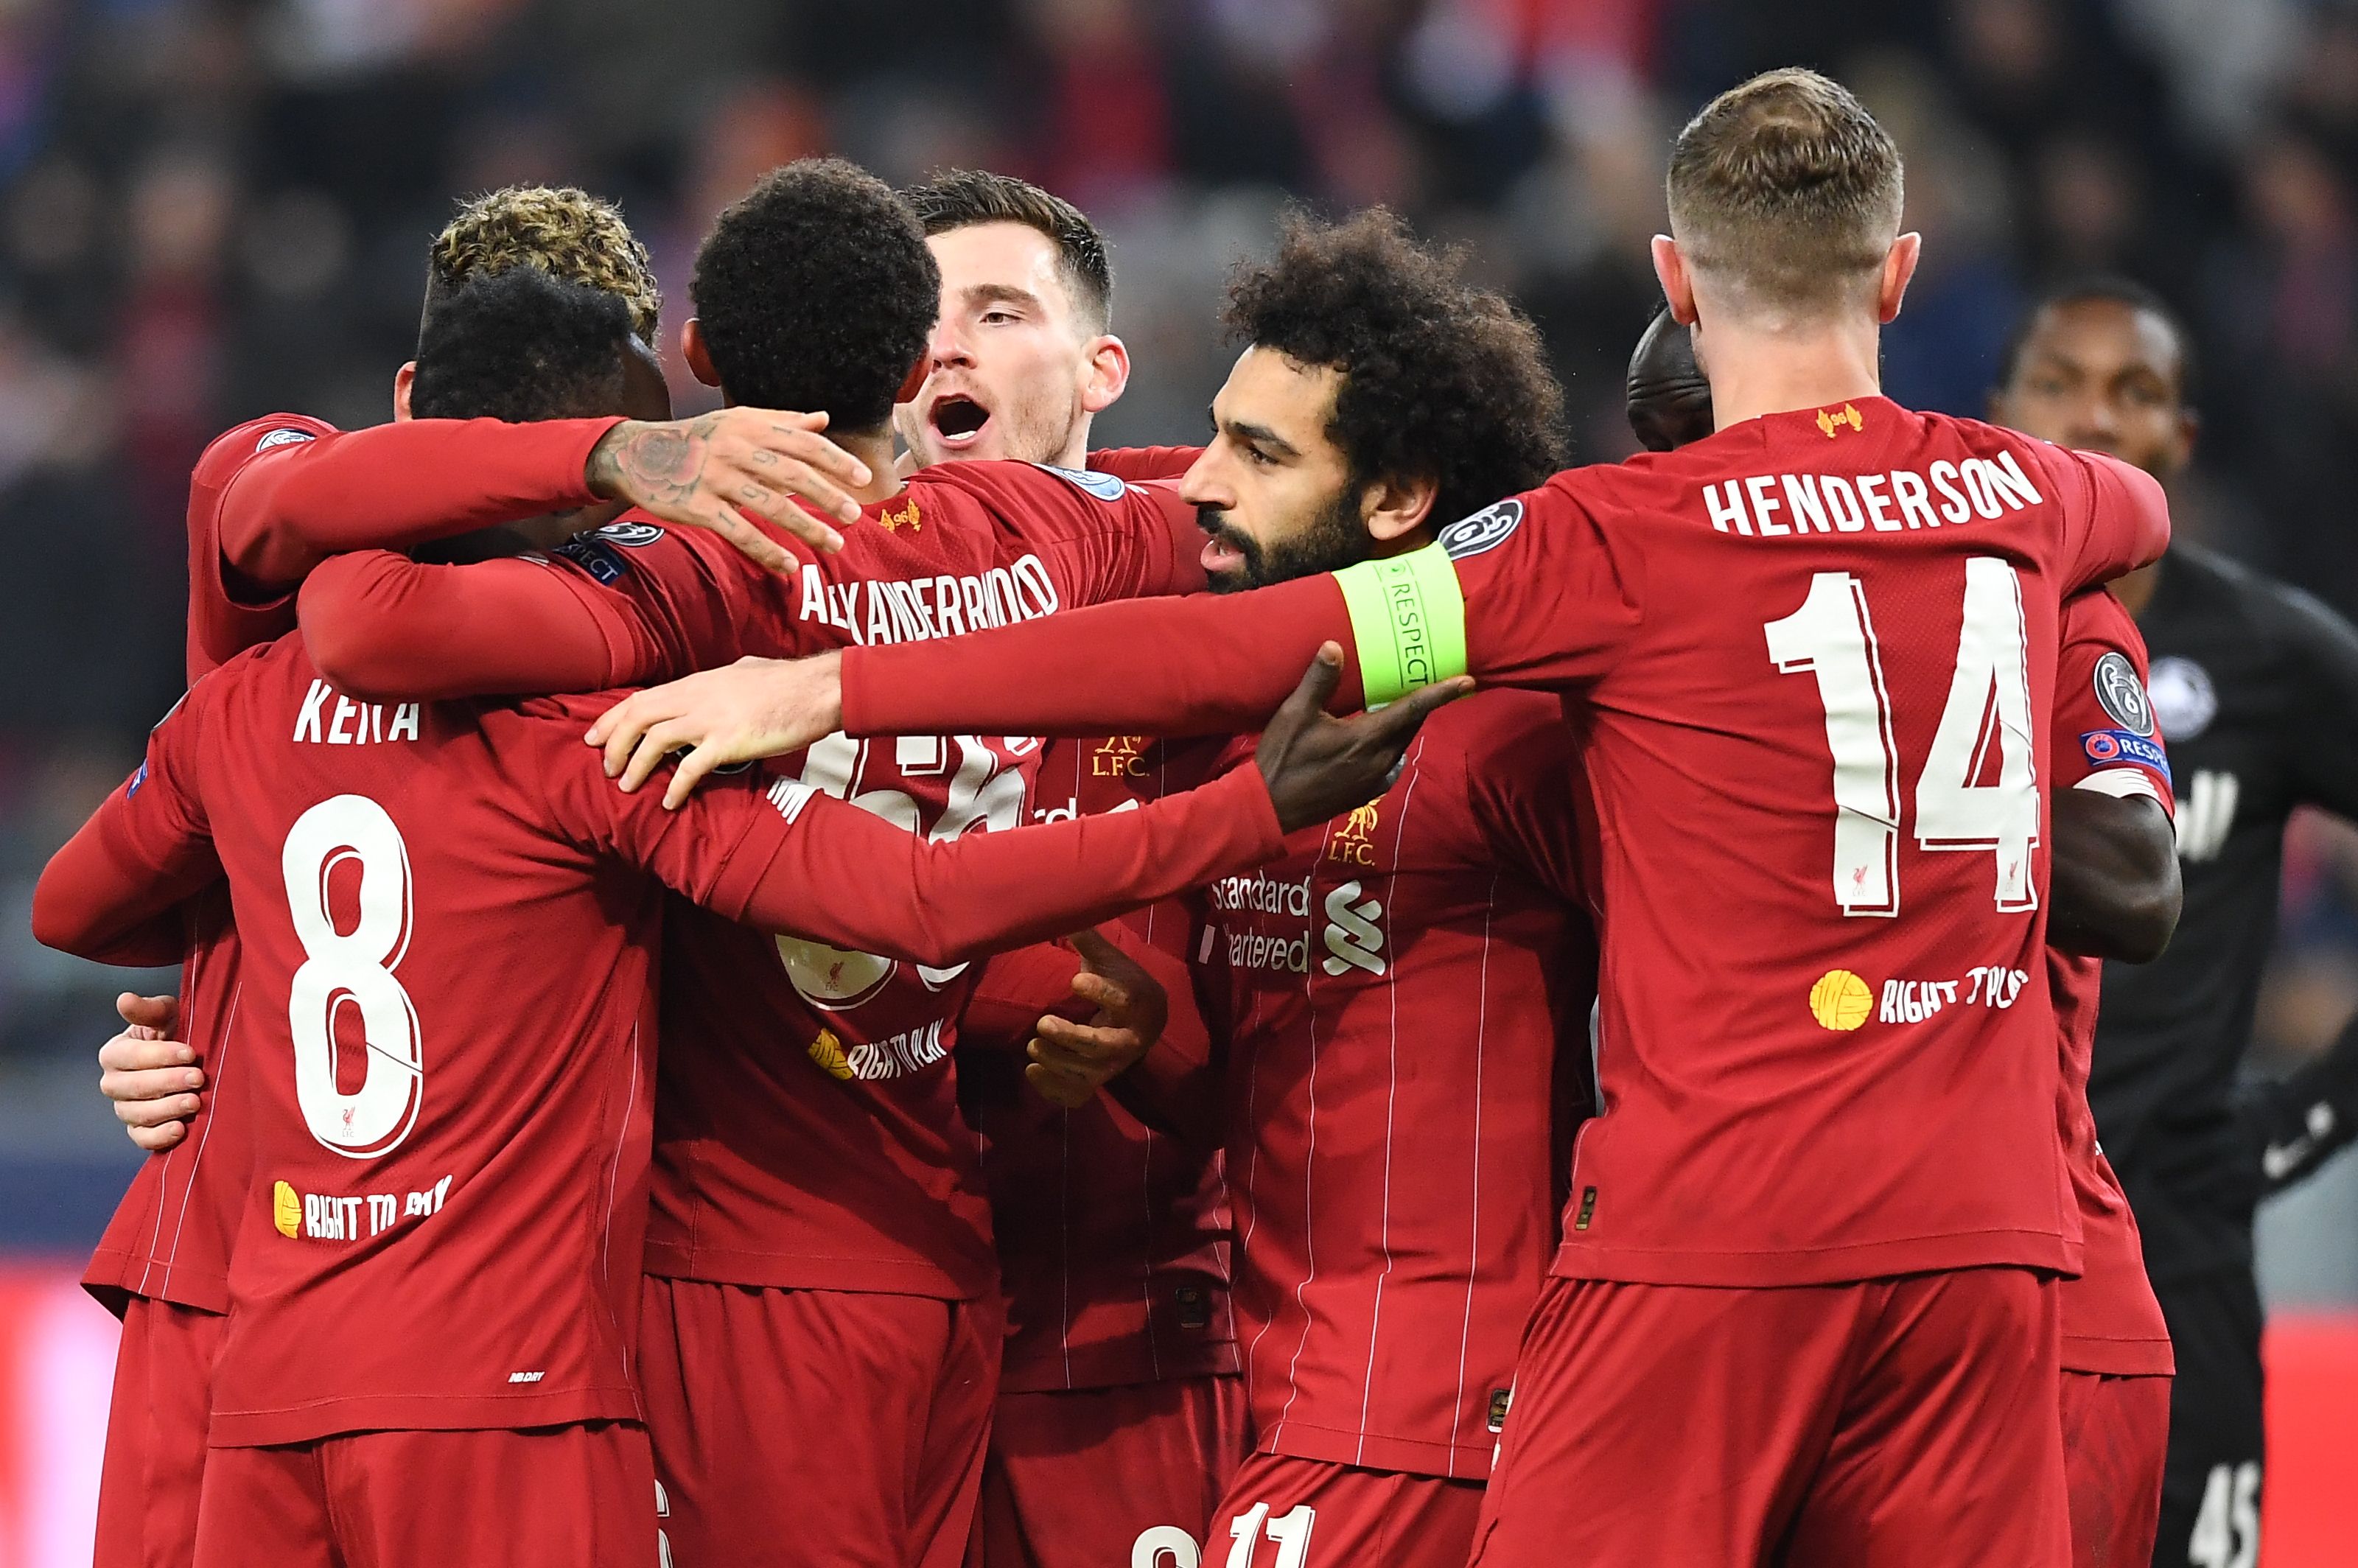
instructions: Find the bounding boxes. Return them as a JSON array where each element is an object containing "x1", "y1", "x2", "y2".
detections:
[
  {"x1": 95, "y1": 1295, "x2": 223, "y2": 1568},
  {"x1": 640, "y1": 1275, "x2": 1000, "y2": 1568},
  {"x1": 1472, "y1": 1270, "x2": 2068, "y2": 1568},
  {"x1": 2059, "y1": 1371, "x2": 2170, "y2": 1568},
  {"x1": 189, "y1": 1421, "x2": 652, "y2": 1568},
  {"x1": 979, "y1": 1375, "x2": 1248, "y2": 1568},
  {"x1": 1214, "y1": 1452, "x2": 1485, "y2": 1568}
]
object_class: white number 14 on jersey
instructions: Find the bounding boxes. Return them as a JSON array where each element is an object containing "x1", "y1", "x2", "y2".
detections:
[{"x1": 1767, "y1": 556, "x2": 2040, "y2": 917}]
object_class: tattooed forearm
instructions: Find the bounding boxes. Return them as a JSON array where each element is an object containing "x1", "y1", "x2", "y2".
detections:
[{"x1": 587, "y1": 415, "x2": 717, "y2": 505}]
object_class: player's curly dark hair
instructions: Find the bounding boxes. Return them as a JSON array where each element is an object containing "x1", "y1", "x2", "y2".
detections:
[
  {"x1": 426, "y1": 185, "x2": 661, "y2": 343},
  {"x1": 410, "y1": 265, "x2": 633, "y2": 423},
  {"x1": 690, "y1": 158, "x2": 940, "y2": 431},
  {"x1": 1223, "y1": 209, "x2": 1568, "y2": 526}
]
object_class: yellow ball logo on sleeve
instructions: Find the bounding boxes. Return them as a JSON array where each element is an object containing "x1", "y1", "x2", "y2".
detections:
[
  {"x1": 806, "y1": 1028, "x2": 854, "y2": 1081},
  {"x1": 272, "y1": 1180, "x2": 301, "y2": 1238},
  {"x1": 1809, "y1": 970, "x2": 1873, "y2": 1032}
]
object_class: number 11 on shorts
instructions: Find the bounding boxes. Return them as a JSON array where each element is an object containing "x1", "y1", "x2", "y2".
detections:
[{"x1": 1225, "y1": 1502, "x2": 1315, "y2": 1568}]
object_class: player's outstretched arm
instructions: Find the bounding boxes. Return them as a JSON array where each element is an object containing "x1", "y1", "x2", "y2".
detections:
[
  {"x1": 218, "y1": 416, "x2": 616, "y2": 589},
  {"x1": 833, "y1": 488, "x2": 1628, "y2": 742},
  {"x1": 587, "y1": 571, "x2": 1364, "y2": 807},
  {"x1": 221, "y1": 409, "x2": 871, "y2": 589},
  {"x1": 301, "y1": 550, "x2": 631, "y2": 702},
  {"x1": 664, "y1": 648, "x2": 1466, "y2": 969},
  {"x1": 2048, "y1": 788, "x2": 2180, "y2": 962}
]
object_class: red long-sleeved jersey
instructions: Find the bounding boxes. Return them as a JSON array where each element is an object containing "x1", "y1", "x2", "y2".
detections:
[
  {"x1": 34, "y1": 634, "x2": 1285, "y2": 1445},
  {"x1": 2049, "y1": 589, "x2": 2176, "y2": 1376},
  {"x1": 1196, "y1": 690, "x2": 1596, "y2": 1479},
  {"x1": 839, "y1": 400, "x2": 2173, "y2": 1287},
  {"x1": 88, "y1": 412, "x2": 616, "y2": 1316},
  {"x1": 294, "y1": 460, "x2": 1205, "y2": 1301},
  {"x1": 964, "y1": 733, "x2": 1240, "y2": 1393}
]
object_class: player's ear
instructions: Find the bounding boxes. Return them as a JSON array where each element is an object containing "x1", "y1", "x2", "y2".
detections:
[
  {"x1": 1363, "y1": 472, "x2": 1439, "y2": 545},
  {"x1": 392, "y1": 362, "x2": 416, "y2": 421},
  {"x1": 2171, "y1": 405, "x2": 2200, "y2": 469},
  {"x1": 1081, "y1": 334, "x2": 1130, "y2": 416},
  {"x1": 1651, "y1": 237, "x2": 1698, "y2": 326},
  {"x1": 1877, "y1": 233, "x2": 1923, "y2": 325},
  {"x1": 896, "y1": 354, "x2": 928, "y2": 406},
  {"x1": 682, "y1": 319, "x2": 722, "y2": 391}
]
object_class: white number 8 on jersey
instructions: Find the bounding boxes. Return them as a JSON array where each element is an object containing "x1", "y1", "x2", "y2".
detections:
[{"x1": 281, "y1": 794, "x2": 422, "y2": 1158}]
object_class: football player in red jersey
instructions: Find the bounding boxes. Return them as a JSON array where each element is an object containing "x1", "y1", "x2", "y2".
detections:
[
  {"x1": 276, "y1": 158, "x2": 1216, "y2": 1568},
  {"x1": 80, "y1": 183, "x2": 873, "y2": 1568},
  {"x1": 97, "y1": 159, "x2": 1215, "y2": 1567},
  {"x1": 592, "y1": 70, "x2": 2175, "y2": 1567},
  {"x1": 1633, "y1": 304, "x2": 2183, "y2": 1568},
  {"x1": 903, "y1": 185, "x2": 1598, "y2": 1568},
  {"x1": 1149, "y1": 211, "x2": 1595, "y2": 1568},
  {"x1": 897, "y1": 168, "x2": 1248, "y2": 1568},
  {"x1": 38, "y1": 260, "x2": 1454, "y2": 1568}
]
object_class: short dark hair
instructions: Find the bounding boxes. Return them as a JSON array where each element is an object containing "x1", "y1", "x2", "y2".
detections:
[
  {"x1": 1222, "y1": 208, "x2": 1568, "y2": 527},
  {"x1": 691, "y1": 158, "x2": 940, "y2": 430},
  {"x1": 1997, "y1": 274, "x2": 2197, "y2": 402},
  {"x1": 410, "y1": 265, "x2": 633, "y2": 422},
  {"x1": 1626, "y1": 302, "x2": 1715, "y2": 452},
  {"x1": 903, "y1": 168, "x2": 1113, "y2": 330},
  {"x1": 1667, "y1": 68, "x2": 1903, "y2": 316}
]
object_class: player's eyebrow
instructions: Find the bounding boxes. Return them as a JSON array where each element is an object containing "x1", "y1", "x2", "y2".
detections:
[
  {"x1": 962, "y1": 282, "x2": 1043, "y2": 312},
  {"x1": 1219, "y1": 416, "x2": 1302, "y2": 460}
]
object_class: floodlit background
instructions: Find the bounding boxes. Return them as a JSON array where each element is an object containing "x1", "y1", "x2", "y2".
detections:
[{"x1": 0, "y1": 0, "x2": 2353, "y2": 1561}]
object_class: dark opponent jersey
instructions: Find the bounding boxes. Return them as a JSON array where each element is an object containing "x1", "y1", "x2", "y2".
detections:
[{"x1": 2091, "y1": 542, "x2": 2358, "y2": 1281}]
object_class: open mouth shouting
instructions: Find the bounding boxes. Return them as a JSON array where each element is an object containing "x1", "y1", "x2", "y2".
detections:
[
  {"x1": 1197, "y1": 507, "x2": 1257, "y2": 580},
  {"x1": 928, "y1": 391, "x2": 993, "y2": 452}
]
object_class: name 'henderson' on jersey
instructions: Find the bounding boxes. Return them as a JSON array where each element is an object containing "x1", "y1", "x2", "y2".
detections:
[{"x1": 833, "y1": 396, "x2": 2171, "y2": 1289}]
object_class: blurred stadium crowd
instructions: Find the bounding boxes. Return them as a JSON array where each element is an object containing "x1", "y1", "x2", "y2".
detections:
[{"x1": 0, "y1": 0, "x2": 2354, "y2": 1292}]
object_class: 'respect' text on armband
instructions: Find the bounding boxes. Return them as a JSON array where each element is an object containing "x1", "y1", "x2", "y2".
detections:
[{"x1": 1332, "y1": 544, "x2": 1469, "y2": 707}]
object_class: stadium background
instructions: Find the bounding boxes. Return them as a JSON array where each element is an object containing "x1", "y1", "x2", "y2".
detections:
[{"x1": 0, "y1": 0, "x2": 2351, "y2": 1561}]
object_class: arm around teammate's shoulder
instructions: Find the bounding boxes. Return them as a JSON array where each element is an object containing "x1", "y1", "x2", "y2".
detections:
[
  {"x1": 298, "y1": 549, "x2": 639, "y2": 702},
  {"x1": 1434, "y1": 477, "x2": 1639, "y2": 696},
  {"x1": 32, "y1": 685, "x2": 222, "y2": 963},
  {"x1": 216, "y1": 416, "x2": 619, "y2": 589},
  {"x1": 2042, "y1": 444, "x2": 2171, "y2": 591}
]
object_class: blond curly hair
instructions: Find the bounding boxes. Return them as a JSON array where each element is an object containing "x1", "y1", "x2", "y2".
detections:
[{"x1": 426, "y1": 186, "x2": 662, "y2": 343}]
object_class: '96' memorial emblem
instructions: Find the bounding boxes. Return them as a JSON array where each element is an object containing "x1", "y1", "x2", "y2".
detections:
[{"x1": 1438, "y1": 498, "x2": 1522, "y2": 560}]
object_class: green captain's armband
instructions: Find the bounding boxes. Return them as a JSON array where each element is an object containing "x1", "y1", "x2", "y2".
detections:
[{"x1": 1332, "y1": 543, "x2": 1468, "y2": 707}]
